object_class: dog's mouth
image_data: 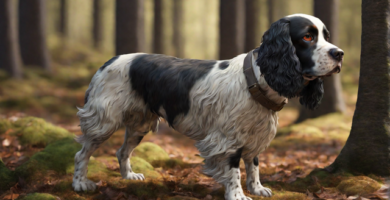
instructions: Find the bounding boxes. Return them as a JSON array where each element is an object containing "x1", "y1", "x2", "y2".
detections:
[{"x1": 303, "y1": 64, "x2": 342, "y2": 81}]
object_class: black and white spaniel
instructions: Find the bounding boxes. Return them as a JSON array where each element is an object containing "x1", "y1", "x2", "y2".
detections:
[{"x1": 72, "y1": 14, "x2": 343, "y2": 199}]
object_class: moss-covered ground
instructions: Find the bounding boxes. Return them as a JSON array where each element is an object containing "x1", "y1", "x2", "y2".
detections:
[
  {"x1": 0, "y1": 45, "x2": 386, "y2": 200},
  {"x1": 0, "y1": 114, "x2": 386, "y2": 199}
]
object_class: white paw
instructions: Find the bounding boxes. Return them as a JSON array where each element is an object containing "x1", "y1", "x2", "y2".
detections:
[
  {"x1": 72, "y1": 177, "x2": 96, "y2": 192},
  {"x1": 123, "y1": 172, "x2": 145, "y2": 180},
  {"x1": 225, "y1": 190, "x2": 252, "y2": 200},
  {"x1": 250, "y1": 186, "x2": 272, "y2": 197}
]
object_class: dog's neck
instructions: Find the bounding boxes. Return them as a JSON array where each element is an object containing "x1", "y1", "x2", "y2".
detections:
[{"x1": 251, "y1": 52, "x2": 288, "y2": 105}]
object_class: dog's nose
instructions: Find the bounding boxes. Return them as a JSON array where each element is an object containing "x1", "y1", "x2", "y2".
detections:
[{"x1": 329, "y1": 48, "x2": 344, "y2": 61}]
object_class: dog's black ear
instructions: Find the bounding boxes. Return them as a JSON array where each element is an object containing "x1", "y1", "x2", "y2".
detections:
[
  {"x1": 255, "y1": 18, "x2": 303, "y2": 98},
  {"x1": 299, "y1": 78, "x2": 324, "y2": 109}
]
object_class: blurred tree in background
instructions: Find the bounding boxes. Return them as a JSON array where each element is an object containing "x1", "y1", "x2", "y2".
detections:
[
  {"x1": 116, "y1": 0, "x2": 145, "y2": 55},
  {"x1": 244, "y1": 0, "x2": 260, "y2": 52},
  {"x1": 93, "y1": 0, "x2": 104, "y2": 51},
  {"x1": 0, "y1": 0, "x2": 22, "y2": 78},
  {"x1": 296, "y1": 0, "x2": 346, "y2": 122},
  {"x1": 19, "y1": 0, "x2": 51, "y2": 71},
  {"x1": 219, "y1": 0, "x2": 245, "y2": 59}
]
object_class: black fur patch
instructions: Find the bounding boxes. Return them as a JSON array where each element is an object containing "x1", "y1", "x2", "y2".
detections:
[
  {"x1": 299, "y1": 78, "x2": 324, "y2": 109},
  {"x1": 229, "y1": 148, "x2": 243, "y2": 169},
  {"x1": 253, "y1": 157, "x2": 259, "y2": 166},
  {"x1": 129, "y1": 54, "x2": 216, "y2": 126},
  {"x1": 99, "y1": 56, "x2": 119, "y2": 71},
  {"x1": 219, "y1": 61, "x2": 229, "y2": 70}
]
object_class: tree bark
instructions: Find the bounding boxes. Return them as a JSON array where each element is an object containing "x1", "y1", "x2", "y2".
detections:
[
  {"x1": 19, "y1": 0, "x2": 51, "y2": 71},
  {"x1": 93, "y1": 0, "x2": 103, "y2": 50},
  {"x1": 296, "y1": 0, "x2": 346, "y2": 122},
  {"x1": 267, "y1": 0, "x2": 274, "y2": 26},
  {"x1": 115, "y1": 0, "x2": 145, "y2": 55},
  {"x1": 326, "y1": 0, "x2": 390, "y2": 176},
  {"x1": 153, "y1": 0, "x2": 163, "y2": 54},
  {"x1": 173, "y1": 0, "x2": 184, "y2": 58},
  {"x1": 244, "y1": 0, "x2": 259, "y2": 52},
  {"x1": 219, "y1": 0, "x2": 245, "y2": 59},
  {"x1": 59, "y1": 0, "x2": 67, "y2": 36},
  {"x1": 0, "y1": 0, "x2": 22, "y2": 78}
]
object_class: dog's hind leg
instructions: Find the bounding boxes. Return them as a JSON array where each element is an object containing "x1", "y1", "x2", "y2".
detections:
[
  {"x1": 116, "y1": 119, "x2": 158, "y2": 180},
  {"x1": 244, "y1": 156, "x2": 272, "y2": 197},
  {"x1": 72, "y1": 129, "x2": 116, "y2": 191},
  {"x1": 116, "y1": 127, "x2": 147, "y2": 180},
  {"x1": 73, "y1": 101, "x2": 123, "y2": 191}
]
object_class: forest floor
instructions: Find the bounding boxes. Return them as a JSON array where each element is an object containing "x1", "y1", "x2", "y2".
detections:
[{"x1": 0, "y1": 46, "x2": 388, "y2": 200}]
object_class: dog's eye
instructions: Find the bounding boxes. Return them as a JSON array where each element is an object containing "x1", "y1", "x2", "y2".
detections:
[{"x1": 303, "y1": 34, "x2": 313, "y2": 41}]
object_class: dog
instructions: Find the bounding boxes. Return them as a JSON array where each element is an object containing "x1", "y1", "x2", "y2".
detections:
[{"x1": 72, "y1": 14, "x2": 343, "y2": 199}]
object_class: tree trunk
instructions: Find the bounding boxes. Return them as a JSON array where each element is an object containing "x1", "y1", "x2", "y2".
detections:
[
  {"x1": 153, "y1": 0, "x2": 163, "y2": 54},
  {"x1": 326, "y1": 0, "x2": 390, "y2": 176},
  {"x1": 19, "y1": 0, "x2": 51, "y2": 71},
  {"x1": 0, "y1": 0, "x2": 22, "y2": 78},
  {"x1": 59, "y1": 0, "x2": 67, "y2": 36},
  {"x1": 244, "y1": 0, "x2": 259, "y2": 52},
  {"x1": 296, "y1": 0, "x2": 346, "y2": 122},
  {"x1": 173, "y1": 0, "x2": 184, "y2": 58},
  {"x1": 267, "y1": 0, "x2": 274, "y2": 26},
  {"x1": 93, "y1": 0, "x2": 103, "y2": 50},
  {"x1": 267, "y1": 0, "x2": 287, "y2": 26},
  {"x1": 219, "y1": 0, "x2": 245, "y2": 59},
  {"x1": 115, "y1": 0, "x2": 144, "y2": 55}
]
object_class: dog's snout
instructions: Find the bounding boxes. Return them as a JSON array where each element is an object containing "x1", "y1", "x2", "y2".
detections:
[{"x1": 329, "y1": 48, "x2": 344, "y2": 61}]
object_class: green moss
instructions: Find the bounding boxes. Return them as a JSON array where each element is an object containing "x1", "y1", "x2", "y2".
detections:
[
  {"x1": 123, "y1": 180, "x2": 169, "y2": 198},
  {"x1": 19, "y1": 193, "x2": 57, "y2": 200},
  {"x1": 0, "y1": 118, "x2": 12, "y2": 134},
  {"x1": 16, "y1": 138, "x2": 81, "y2": 180},
  {"x1": 271, "y1": 113, "x2": 351, "y2": 149},
  {"x1": 337, "y1": 176, "x2": 381, "y2": 196},
  {"x1": 133, "y1": 142, "x2": 169, "y2": 163},
  {"x1": 11, "y1": 117, "x2": 73, "y2": 147},
  {"x1": 130, "y1": 156, "x2": 161, "y2": 179},
  {"x1": 0, "y1": 158, "x2": 17, "y2": 191},
  {"x1": 265, "y1": 169, "x2": 344, "y2": 193}
]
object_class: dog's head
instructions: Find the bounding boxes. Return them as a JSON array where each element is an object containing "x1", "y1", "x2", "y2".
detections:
[{"x1": 255, "y1": 14, "x2": 344, "y2": 109}]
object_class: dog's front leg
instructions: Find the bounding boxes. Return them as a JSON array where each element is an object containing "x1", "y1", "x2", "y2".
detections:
[
  {"x1": 244, "y1": 157, "x2": 272, "y2": 197},
  {"x1": 222, "y1": 148, "x2": 252, "y2": 200}
]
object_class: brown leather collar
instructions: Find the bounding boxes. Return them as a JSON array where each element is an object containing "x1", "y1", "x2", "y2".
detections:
[{"x1": 243, "y1": 50, "x2": 287, "y2": 112}]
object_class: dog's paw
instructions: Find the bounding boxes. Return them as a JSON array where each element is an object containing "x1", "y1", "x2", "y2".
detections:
[
  {"x1": 250, "y1": 186, "x2": 272, "y2": 197},
  {"x1": 123, "y1": 172, "x2": 145, "y2": 180},
  {"x1": 72, "y1": 177, "x2": 96, "y2": 192},
  {"x1": 225, "y1": 190, "x2": 252, "y2": 200}
]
